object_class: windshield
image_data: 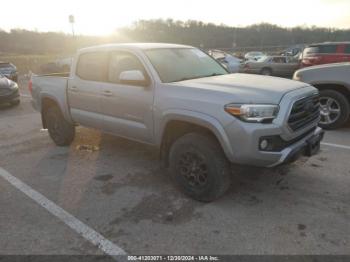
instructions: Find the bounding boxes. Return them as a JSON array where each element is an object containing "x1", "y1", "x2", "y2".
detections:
[
  {"x1": 145, "y1": 48, "x2": 228, "y2": 83},
  {"x1": 256, "y1": 56, "x2": 269, "y2": 62},
  {"x1": 248, "y1": 52, "x2": 263, "y2": 56}
]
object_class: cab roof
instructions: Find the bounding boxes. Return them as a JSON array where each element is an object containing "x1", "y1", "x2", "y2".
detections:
[{"x1": 79, "y1": 43, "x2": 193, "y2": 53}]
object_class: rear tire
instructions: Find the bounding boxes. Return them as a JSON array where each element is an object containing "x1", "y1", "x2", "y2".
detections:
[
  {"x1": 319, "y1": 89, "x2": 350, "y2": 130},
  {"x1": 169, "y1": 133, "x2": 231, "y2": 202},
  {"x1": 44, "y1": 106, "x2": 75, "y2": 146}
]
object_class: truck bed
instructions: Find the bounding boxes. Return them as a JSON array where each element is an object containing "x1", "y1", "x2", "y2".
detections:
[
  {"x1": 31, "y1": 72, "x2": 72, "y2": 121},
  {"x1": 35, "y1": 72, "x2": 70, "y2": 78}
]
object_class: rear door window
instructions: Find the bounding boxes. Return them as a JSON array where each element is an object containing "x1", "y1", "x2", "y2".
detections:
[
  {"x1": 303, "y1": 45, "x2": 337, "y2": 56},
  {"x1": 345, "y1": 45, "x2": 350, "y2": 54},
  {"x1": 303, "y1": 47, "x2": 319, "y2": 57},
  {"x1": 76, "y1": 52, "x2": 109, "y2": 82},
  {"x1": 318, "y1": 45, "x2": 337, "y2": 54},
  {"x1": 272, "y1": 57, "x2": 286, "y2": 63}
]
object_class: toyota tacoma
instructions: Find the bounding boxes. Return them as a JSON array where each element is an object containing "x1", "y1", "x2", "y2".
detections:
[{"x1": 30, "y1": 43, "x2": 324, "y2": 201}]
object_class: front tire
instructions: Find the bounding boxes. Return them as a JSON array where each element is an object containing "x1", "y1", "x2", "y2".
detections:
[
  {"x1": 44, "y1": 106, "x2": 75, "y2": 146},
  {"x1": 319, "y1": 90, "x2": 350, "y2": 130},
  {"x1": 169, "y1": 133, "x2": 231, "y2": 202}
]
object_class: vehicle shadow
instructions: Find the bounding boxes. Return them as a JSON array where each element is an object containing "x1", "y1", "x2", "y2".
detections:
[
  {"x1": 49, "y1": 128, "x2": 327, "y2": 209},
  {"x1": 35, "y1": 127, "x2": 340, "y2": 223},
  {"x1": 32, "y1": 126, "x2": 349, "y2": 255}
]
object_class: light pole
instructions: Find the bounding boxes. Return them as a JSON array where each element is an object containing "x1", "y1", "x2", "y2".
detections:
[{"x1": 69, "y1": 15, "x2": 75, "y2": 37}]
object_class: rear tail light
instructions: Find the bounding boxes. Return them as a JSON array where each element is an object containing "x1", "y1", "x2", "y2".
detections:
[
  {"x1": 28, "y1": 79, "x2": 33, "y2": 94},
  {"x1": 244, "y1": 63, "x2": 250, "y2": 69}
]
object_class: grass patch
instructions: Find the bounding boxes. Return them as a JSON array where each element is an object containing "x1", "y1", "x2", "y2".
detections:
[{"x1": 0, "y1": 54, "x2": 69, "y2": 74}]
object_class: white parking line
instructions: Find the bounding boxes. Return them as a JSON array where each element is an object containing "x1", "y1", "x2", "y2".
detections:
[
  {"x1": 321, "y1": 142, "x2": 350, "y2": 150},
  {"x1": 20, "y1": 94, "x2": 31, "y2": 98},
  {"x1": 0, "y1": 167, "x2": 127, "y2": 257}
]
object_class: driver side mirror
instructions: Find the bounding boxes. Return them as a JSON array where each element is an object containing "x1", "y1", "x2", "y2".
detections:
[{"x1": 119, "y1": 70, "x2": 149, "y2": 87}]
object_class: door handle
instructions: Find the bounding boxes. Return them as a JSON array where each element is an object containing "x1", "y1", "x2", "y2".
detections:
[{"x1": 103, "y1": 90, "x2": 113, "y2": 97}]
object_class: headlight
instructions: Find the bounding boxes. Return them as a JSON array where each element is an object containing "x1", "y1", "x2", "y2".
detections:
[
  {"x1": 225, "y1": 104, "x2": 279, "y2": 123},
  {"x1": 9, "y1": 82, "x2": 18, "y2": 90},
  {"x1": 293, "y1": 72, "x2": 301, "y2": 81}
]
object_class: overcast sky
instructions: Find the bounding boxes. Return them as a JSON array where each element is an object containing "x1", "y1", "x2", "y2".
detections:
[{"x1": 2, "y1": 0, "x2": 349, "y2": 35}]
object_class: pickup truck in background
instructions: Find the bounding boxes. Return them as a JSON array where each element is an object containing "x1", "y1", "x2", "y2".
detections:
[
  {"x1": 30, "y1": 43, "x2": 324, "y2": 202},
  {"x1": 294, "y1": 63, "x2": 350, "y2": 129}
]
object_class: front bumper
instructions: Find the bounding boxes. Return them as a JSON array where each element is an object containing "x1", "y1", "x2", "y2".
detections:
[
  {"x1": 0, "y1": 89, "x2": 20, "y2": 104},
  {"x1": 224, "y1": 120, "x2": 324, "y2": 167},
  {"x1": 269, "y1": 127, "x2": 324, "y2": 167},
  {"x1": 222, "y1": 85, "x2": 323, "y2": 167}
]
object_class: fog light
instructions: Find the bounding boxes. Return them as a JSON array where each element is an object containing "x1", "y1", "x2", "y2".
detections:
[{"x1": 260, "y1": 139, "x2": 269, "y2": 150}]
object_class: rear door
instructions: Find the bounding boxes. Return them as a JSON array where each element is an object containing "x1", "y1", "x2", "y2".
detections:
[
  {"x1": 284, "y1": 57, "x2": 300, "y2": 76},
  {"x1": 67, "y1": 51, "x2": 109, "y2": 128},
  {"x1": 302, "y1": 45, "x2": 340, "y2": 66},
  {"x1": 270, "y1": 57, "x2": 285, "y2": 75},
  {"x1": 99, "y1": 50, "x2": 154, "y2": 144},
  {"x1": 319, "y1": 44, "x2": 339, "y2": 64}
]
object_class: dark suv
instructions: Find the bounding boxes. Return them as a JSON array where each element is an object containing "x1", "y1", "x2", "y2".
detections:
[
  {"x1": 0, "y1": 62, "x2": 18, "y2": 82},
  {"x1": 301, "y1": 42, "x2": 350, "y2": 67}
]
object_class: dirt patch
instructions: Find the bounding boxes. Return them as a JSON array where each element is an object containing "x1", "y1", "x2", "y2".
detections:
[
  {"x1": 310, "y1": 163, "x2": 322, "y2": 168},
  {"x1": 109, "y1": 193, "x2": 202, "y2": 225},
  {"x1": 49, "y1": 152, "x2": 69, "y2": 160},
  {"x1": 99, "y1": 167, "x2": 171, "y2": 196},
  {"x1": 94, "y1": 174, "x2": 114, "y2": 182},
  {"x1": 297, "y1": 224, "x2": 306, "y2": 231}
]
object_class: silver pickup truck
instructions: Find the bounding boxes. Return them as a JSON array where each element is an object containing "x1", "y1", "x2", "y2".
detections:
[{"x1": 30, "y1": 43, "x2": 324, "y2": 201}]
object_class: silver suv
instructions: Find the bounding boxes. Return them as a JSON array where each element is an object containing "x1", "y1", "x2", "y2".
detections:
[{"x1": 294, "y1": 63, "x2": 350, "y2": 129}]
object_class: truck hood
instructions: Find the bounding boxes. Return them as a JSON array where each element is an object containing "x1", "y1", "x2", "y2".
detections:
[{"x1": 168, "y1": 73, "x2": 309, "y2": 104}]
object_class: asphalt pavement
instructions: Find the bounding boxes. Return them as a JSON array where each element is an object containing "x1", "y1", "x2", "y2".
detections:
[{"x1": 0, "y1": 81, "x2": 349, "y2": 256}]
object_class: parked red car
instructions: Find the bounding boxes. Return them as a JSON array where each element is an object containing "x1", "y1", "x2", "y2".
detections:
[{"x1": 301, "y1": 42, "x2": 350, "y2": 67}]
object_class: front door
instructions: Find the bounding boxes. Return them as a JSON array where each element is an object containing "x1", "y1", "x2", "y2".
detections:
[{"x1": 100, "y1": 51, "x2": 154, "y2": 144}]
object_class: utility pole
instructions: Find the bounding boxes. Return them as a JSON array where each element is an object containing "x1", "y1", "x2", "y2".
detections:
[
  {"x1": 232, "y1": 27, "x2": 237, "y2": 53},
  {"x1": 69, "y1": 15, "x2": 75, "y2": 37}
]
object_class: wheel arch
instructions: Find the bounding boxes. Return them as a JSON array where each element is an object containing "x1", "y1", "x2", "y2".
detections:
[
  {"x1": 312, "y1": 83, "x2": 350, "y2": 102},
  {"x1": 40, "y1": 93, "x2": 74, "y2": 128},
  {"x1": 158, "y1": 111, "x2": 234, "y2": 167}
]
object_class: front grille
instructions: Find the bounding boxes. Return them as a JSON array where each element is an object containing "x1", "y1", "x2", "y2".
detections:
[{"x1": 288, "y1": 94, "x2": 320, "y2": 131}]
